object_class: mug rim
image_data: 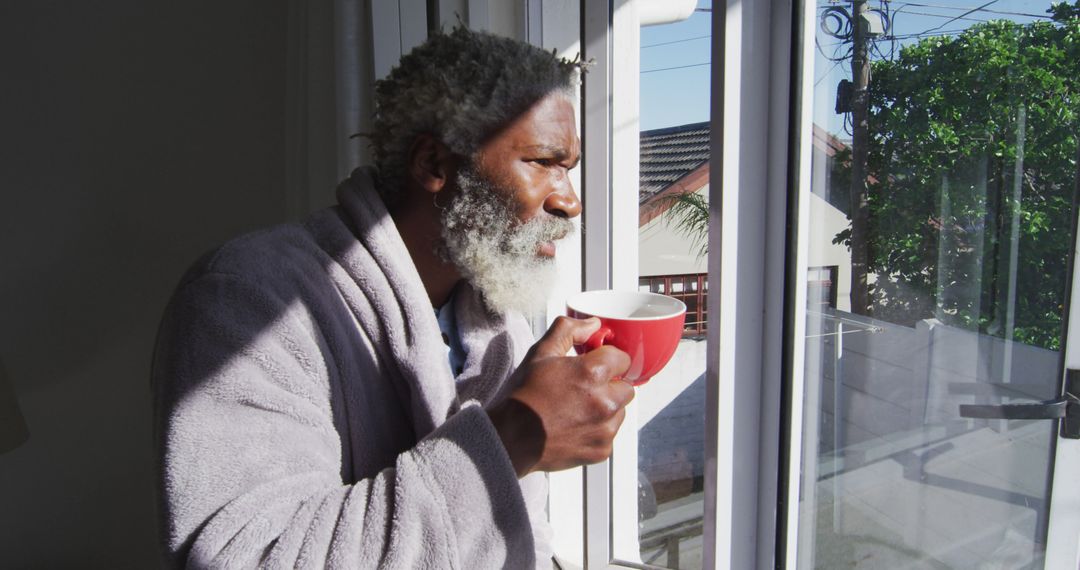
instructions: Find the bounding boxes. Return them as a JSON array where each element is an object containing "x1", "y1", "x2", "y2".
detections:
[{"x1": 566, "y1": 289, "x2": 687, "y2": 321}]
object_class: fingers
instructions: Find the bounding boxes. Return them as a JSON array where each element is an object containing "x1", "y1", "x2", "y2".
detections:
[
  {"x1": 581, "y1": 344, "x2": 632, "y2": 383},
  {"x1": 506, "y1": 330, "x2": 637, "y2": 473},
  {"x1": 535, "y1": 316, "x2": 601, "y2": 358},
  {"x1": 580, "y1": 348, "x2": 634, "y2": 424},
  {"x1": 567, "y1": 317, "x2": 602, "y2": 345},
  {"x1": 606, "y1": 372, "x2": 636, "y2": 408},
  {"x1": 577, "y1": 405, "x2": 627, "y2": 466}
]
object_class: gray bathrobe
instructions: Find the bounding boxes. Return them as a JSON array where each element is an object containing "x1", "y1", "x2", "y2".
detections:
[{"x1": 152, "y1": 168, "x2": 551, "y2": 569}]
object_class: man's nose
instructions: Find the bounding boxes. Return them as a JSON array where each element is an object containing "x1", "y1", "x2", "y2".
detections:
[{"x1": 543, "y1": 184, "x2": 582, "y2": 219}]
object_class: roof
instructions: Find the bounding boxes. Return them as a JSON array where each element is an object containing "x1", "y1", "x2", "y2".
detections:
[
  {"x1": 636, "y1": 121, "x2": 852, "y2": 224},
  {"x1": 812, "y1": 123, "x2": 850, "y2": 158},
  {"x1": 639, "y1": 121, "x2": 711, "y2": 203}
]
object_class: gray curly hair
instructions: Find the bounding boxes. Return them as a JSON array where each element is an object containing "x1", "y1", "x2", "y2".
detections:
[{"x1": 369, "y1": 26, "x2": 583, "y2": 200}]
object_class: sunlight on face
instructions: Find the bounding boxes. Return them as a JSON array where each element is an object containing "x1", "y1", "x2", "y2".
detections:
[{"x1": 438, "y1": 164, "x2": 574, "y2": 314}]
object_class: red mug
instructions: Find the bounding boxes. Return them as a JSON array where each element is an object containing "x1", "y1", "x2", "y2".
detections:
[{"x1": 566, "y1": 290, "x2": 686, "y2": 386}]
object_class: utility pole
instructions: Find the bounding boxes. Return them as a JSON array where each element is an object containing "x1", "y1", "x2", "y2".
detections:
[{"x1": 849, "y1": 0, "x2": 872, "y2": 315}]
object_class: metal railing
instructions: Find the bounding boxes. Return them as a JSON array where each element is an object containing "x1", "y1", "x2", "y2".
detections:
[
  {"x1": 808, "y1": 265, "x2": 839, "y2": 310},
  {"x1": 638, "y1": 273, "x2": 708, "y2": 337},
  {"x1": 640, "y1": 516, "x2": 703, "y2": 568}
]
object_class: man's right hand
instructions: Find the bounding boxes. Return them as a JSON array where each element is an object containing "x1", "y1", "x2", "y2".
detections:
[{"x1": 487, "y1": 316, "x2": 634, "y2": 477}]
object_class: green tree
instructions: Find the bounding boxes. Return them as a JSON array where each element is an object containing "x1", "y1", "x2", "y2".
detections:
[{"x1": 841, "y1": 3, "x2": 1080, "y2": 349}]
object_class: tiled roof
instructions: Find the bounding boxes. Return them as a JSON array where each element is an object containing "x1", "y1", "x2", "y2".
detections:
[{"x1": 639, "y1": 121, "x2": 710, "y2": 203}]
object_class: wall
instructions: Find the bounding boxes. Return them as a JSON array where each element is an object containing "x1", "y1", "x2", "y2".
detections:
[
  {"x1": 639, "y1": 188, "x2": 850, "y2": 299},
  {"x1": 637, "y1": 339, "x2": 708, "y2": 501},
  {"x1": 806, "y1": 192, "x2": 853, "y2": 312},
  {"x1": 0, "y1": 2, "x2": 305, "y2": 565},
  {"x1": 806, "y1": 311, "x2": 1060, "y2": 457},
  {"x1": 639, "y1": 187, "x2": 710, "y2": 277}
]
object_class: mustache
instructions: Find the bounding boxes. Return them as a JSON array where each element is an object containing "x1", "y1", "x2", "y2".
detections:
[
  {"x1": 518, "y1": 214, "x2": 575, "y2": 243},
  {"x1": 445, "y1": 163, "x2": 576, "y2": 248}
]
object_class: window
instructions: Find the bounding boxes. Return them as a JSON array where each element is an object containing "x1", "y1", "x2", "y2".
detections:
[
  {"x1": 789, "y1": 1, "x2": 1080, "y2": 568},
  {"x1": 361, "y1": 2, "x2": 1080, "y2": 568}
]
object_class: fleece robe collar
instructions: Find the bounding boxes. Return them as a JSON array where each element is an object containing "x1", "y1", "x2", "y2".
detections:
[{"x1": 333, "y1": 167, "x2": 529, "y2": 437}]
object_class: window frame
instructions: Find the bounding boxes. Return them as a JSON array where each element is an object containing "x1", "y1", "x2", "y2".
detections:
[
  {"x1": 579, "y1": 0, "x2": 639, "y2": 565},
  {"x1": 572, "y1": 0, "x2": 795, "y2": 568}
]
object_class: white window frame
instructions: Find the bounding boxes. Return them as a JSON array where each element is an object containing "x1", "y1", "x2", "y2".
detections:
[
  {"x1": 779, "y1": 0, "x2": 815, "y2": 567},
  {"x1": 705, "y1": 1, "x2": 793, "y2": 568},
  {"x1": 573, "y1": 0, "x2": 794, "y2": 568},
  {"x1": 579, "y1": 0, "x2": 644, "y2": 566},
  {"x1": 1045, "y1": 224, "x2": 1080, "y2": 568}
]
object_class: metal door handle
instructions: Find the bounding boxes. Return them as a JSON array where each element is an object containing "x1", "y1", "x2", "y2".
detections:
[
  {"x1": 959, "y1": 396, "x2": 1071, "y2": 419},
  {"x1": 957, "y1": 369, "x2": 1080, "y2": 439}
]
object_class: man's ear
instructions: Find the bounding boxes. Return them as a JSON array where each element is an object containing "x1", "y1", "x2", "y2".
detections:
[{"x1": 408, "y1": 134, "x2": 456, "y2": 194}]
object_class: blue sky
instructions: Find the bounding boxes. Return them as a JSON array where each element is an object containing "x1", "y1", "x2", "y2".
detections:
[
  {"x1": 639, "y1": 2, "x2": 712, "y2": 131},
  {"x1": 639, "y1": 1, "x2": 1057, "y2": 133}
]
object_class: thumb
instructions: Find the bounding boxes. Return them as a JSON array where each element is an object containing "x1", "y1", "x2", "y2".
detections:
[{"x1": 534, "y1": 316, "x2": 601, "y2": 358}]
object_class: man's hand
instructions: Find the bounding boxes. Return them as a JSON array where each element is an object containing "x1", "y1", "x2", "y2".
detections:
[{"x1": 487, "y1": 316, "x2": 634, "y2": 477}]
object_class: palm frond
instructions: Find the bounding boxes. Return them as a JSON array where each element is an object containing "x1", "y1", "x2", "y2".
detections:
[{"x1": 658, "y1": 191, "x2": 710, "y2": 259}]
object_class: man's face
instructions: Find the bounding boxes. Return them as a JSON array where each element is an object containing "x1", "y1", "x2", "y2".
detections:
[{"x1": 438, "y1": 92, "x2": 583, "y2": 314}]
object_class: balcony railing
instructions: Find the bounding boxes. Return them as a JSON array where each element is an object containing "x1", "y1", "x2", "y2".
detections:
[
  {"x1": 808, "y1": 265, "x2": 839, "y2": 310},
  {"x1": 638, "y1": 272, "x2": 708, "y2": 338}
]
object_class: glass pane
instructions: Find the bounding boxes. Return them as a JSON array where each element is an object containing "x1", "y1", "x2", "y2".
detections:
[
  {"x1": 614, "y1": 4, "x2": 712, "y2": 568},
  {"x1": 797, "y1": 1, "x2": 1079, "y2": 568}
]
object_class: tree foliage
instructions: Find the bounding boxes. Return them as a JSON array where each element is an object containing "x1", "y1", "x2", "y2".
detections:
[{"x1": 846, "y1": 4, "x2": 1080, "y2": 349}]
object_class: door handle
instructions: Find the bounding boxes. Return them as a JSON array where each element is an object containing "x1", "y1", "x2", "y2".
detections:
[
  {"x1": 959, "y1": 396, "x2": 1071, "y2": 419},
  {"x1": 957, "y1": 369, "x2": 1080, "y2": 439}
]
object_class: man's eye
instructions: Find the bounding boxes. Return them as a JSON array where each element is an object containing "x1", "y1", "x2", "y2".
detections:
[{"x1": 533, "y1": 158, "x2": 554, "y2": 166}]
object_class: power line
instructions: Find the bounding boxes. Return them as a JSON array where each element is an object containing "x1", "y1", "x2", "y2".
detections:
[
  {"x1": 641, "y1": 61, "x2": 711, "y2": 74},
  {"x1": 815, "y1": 0, "x2": 1046, "y2": 19},
  {"x1": 889, "y1": 28, "x2": 970, "y2": 40},
  {"x1": 892, "y1": 2, "x2": 1051, "y2": 20},
  {"x1": 817, "y1": 36, "x2": 838, "y2": 59},
  {"x1": 922, "y1": 0, "x2": 999, "y2": 34},
  {"x1": 818, "y1": 29, "x2": 970, "y2": 50},
  {"x1": 872, "y1": 37, "x2": 897, "y2": 60},
  {"x1": 642, "y1": 34, "x2": 711, "y2": 49},
  {"x1": 814, "y1": 0, "x2": 1052, "y2": 64},
  {"x1": 815, "y1": 60, "x2": 844, "y2": 87},
  {"x1": 895, "y1": 9, "x2": 991, "y2": 24},
  {"x1": 832, "y1": 24, "x2": 998, "y2": 42},
  {"x1": 818, "y1": 36, "x2": 854, "y2": 62}
]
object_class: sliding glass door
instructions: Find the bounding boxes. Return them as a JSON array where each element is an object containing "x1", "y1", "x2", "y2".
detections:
[{"x1": 784, "y1": 1, "x2": 1080, "y2": 567}]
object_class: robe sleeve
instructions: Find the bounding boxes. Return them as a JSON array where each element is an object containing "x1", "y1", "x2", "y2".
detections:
[{"x1": 152, "y1": 272, "x2": 536, "y2": 569}]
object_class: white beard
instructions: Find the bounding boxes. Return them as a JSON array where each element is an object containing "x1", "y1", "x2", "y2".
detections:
[{"x1": 438, "y1": 165, "x2": 575, "y2": 314}]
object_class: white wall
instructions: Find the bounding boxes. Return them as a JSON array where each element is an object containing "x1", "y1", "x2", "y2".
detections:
[
  {"x1": 640, "y1": 186, "x2": 851, "y2": 300},
  {"x1": 807, "y1": 191, "x2": 854, "y2": 312},
  {"x1": 487, "y1": 0, "x2": 526, "y2": 38},
  {"x1": 0, "y1": 2, "x2": 320, "y2": 565},
  {"x1": 639, "y1": 186, "x2": 711, "y2": 277}
]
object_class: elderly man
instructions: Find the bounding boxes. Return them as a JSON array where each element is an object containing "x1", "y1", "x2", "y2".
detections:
[{"x1": 152, "y1": 27, "x2": 633, "y2": 569}]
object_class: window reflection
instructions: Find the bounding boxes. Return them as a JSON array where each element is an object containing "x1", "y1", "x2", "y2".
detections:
[{"x1": 797, "y1": 2, "x2": 1078, "y2": 568}]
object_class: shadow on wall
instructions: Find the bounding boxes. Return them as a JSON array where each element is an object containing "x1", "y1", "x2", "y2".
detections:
[
  {"x1": 639, "y1": 373, "x2": 706, "y2": 504},
  {"x1": 0, "y1": 3, "x2": 296, "y2": 566}
]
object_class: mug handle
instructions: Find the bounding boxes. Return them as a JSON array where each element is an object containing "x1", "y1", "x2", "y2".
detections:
[{"x1": 584, "y1": 326, "x2": 614, "y2": 352}]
